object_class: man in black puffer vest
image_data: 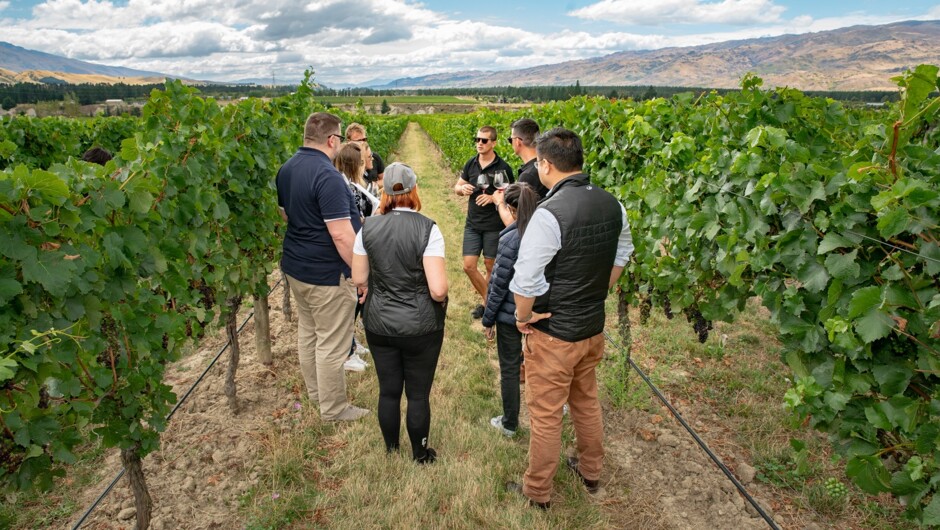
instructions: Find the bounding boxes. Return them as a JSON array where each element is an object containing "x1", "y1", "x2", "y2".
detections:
[{"x1": 505, "y1": 128, "x2": 634, "y2": 509}]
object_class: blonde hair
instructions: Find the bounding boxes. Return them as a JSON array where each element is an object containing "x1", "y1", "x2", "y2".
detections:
[
  {"x1": 345, "y1": 122, "x2": 366, "y2": 139},
  {"x1": 334, "y1": 142, "x2": 364, "y2": 186}
]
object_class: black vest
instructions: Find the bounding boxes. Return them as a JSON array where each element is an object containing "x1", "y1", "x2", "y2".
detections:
[
  {"x1": 532, "y1": 174, "x2": 623, "y2": 342},
  {"x1": 362, "y1": 210, "x2": 447, "y2": 337}
]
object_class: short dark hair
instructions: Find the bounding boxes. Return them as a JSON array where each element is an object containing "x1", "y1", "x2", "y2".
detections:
[
  {"x1": 478, "y1": 125, "x2": 497, "y2": 140},
  {"x1": 510, "y1": 118, "x2": 539, "y2": 147},
  {"x1": 535, "y1": 127, "x2": 583, "y2": 173},
  {"x1": 304, "y1": 112, "x2": 342, "y2": 144},
  {"x1": 82, "y1": 147, "x2": 112, "y2": 166}
]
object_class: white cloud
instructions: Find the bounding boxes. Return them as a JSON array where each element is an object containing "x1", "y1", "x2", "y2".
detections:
[
  {"x1": 0, "y1": 1, "x2": 10, "y2": 11},
  {"x1": 1, "y1": 1, "x2": 937, "y2": 85},
  {"x1": 570, "y1": 0, "x2": 787, "y2": 26}
]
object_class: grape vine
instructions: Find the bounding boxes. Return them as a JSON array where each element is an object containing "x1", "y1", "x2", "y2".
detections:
[
  {"x1": 0, "y1": 72, "x2": 406, "y2": 527},
  {"x1": 418, "y1": 65, "x2": 940, "y2": 524}
]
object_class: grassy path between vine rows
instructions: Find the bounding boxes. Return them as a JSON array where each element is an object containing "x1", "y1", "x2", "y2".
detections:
[
  {"x1": 4, "y1": 122, "x2": 909, "y2": 530},
  {"x1": 237, "y1": 122, "x2": 615, "y2": 528},
  {"x1": 240, "y1": 123, "x2": 907, "y2": 529}
]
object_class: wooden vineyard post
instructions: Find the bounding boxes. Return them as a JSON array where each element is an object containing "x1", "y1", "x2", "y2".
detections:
[
  {"x1": 281, "y1": 270, "x2": 293, "y2": 322},
  {"x1": 224, "y1": 296, "x2": 243, "y2": 413},
  {"x1": 254, "y1": 294, "x2": 272, "y2": 365},
  {"x1": 617, "y1": 286, "x2": 632, "y2": 359}
]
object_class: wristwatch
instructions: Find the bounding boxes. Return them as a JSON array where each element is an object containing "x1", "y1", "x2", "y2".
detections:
[{"x1": 514, "y1": 310, "x2": 532, "y2": 323}]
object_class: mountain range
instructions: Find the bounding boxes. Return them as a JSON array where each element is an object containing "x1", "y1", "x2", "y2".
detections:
[
  {"x1": 1, "y1": 20, "x2": 938, "y2": 90},
  {"x1": 372, "y1": 20, "x2": 940, "y2": 91},
  {"x1": 0, "y1": 41, "x2": 176, "y2": 85}
]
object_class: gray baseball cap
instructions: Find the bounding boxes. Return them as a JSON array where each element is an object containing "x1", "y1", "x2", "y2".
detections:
[{"x1": 383, "y1": 162, "x2": 417, "y2": 196}]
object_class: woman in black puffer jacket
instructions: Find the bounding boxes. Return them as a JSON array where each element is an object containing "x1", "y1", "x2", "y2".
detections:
[{"x1": 482, "y1": 182, "x2": 539, "y2": 437}]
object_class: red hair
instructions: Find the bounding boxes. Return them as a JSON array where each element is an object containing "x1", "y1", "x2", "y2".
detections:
[{"x1": 378, "y1": 186, "x2": 421, "y2": 213}]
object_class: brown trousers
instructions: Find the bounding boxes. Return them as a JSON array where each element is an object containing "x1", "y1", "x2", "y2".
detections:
[
  {"x1": 285, "y1": 274, "x2": 357, "y2": 420},
  {"x1": 522, "y1": 329, "x2": 605, "y2": 503}
]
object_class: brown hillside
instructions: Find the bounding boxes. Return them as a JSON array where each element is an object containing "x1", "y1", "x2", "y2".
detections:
[{"x1": 0, "y1": 68, "x2": 166, "y2": 85}]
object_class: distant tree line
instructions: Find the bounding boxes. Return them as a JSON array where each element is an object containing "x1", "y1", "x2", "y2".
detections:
[
  {"x1": 0, "y1": 79, "x2": 906, "y2": 111},
  {"x1": 315, "y1": 83, "x2": 902, "y2": 104},
  {"x1": 0, "y1": 82, "x2": 294, "y2": 109}
]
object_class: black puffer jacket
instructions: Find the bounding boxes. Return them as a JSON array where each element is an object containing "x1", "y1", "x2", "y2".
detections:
[{"x1": 482, "y1": 222, "x2": 520, "y2": 327}]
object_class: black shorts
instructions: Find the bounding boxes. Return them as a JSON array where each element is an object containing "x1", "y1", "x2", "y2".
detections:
[{"x1": 462, "y1": 225, "x2": 500, "y2": 259}]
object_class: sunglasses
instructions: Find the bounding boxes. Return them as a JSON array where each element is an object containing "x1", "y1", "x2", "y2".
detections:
[
  {"x1": 506, "y1": 137, "x2": 517, "y2": 144},
  {"x1": 474, "y1": 137, "x2": 492, "y2": 144},
  {"x1": 330, "y1": 133, "x2": 345, "y2": 141}
]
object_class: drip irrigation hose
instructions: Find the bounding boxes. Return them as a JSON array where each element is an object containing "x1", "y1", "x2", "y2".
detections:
[
  {"x1": 604, "y1": 331, "x2": 781, "y2": 530},
  {"x1": 71, "y1": 280, "x2": 283, "y2": 530}
]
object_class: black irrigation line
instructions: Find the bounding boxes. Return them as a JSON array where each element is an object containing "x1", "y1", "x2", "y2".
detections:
[
  {"x1": 603, "y1": 331, "x2": 781, "y2": 530},
  {"x1": 71, "y1": 278, "x2": 284, "y2": 530}
]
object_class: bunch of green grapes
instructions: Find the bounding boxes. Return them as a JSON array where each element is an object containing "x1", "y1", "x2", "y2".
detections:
[{"x1": 824, "y1": 477, "x2": 848, "y2": 499}]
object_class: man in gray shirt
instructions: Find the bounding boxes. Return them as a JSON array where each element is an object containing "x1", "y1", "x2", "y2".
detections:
[{"x1": 506, "y1": 127, "x2": 633, "y2": 509}]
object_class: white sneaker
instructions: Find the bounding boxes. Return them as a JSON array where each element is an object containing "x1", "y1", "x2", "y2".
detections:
[
  {"x1": 355, "y1": 343, "x2": 371, "y2": 356},
  {"x1": 344, "y1": 354, "x2": 367, "y2": 372},
  {"x1": 490, "y1": 415, "x2": 516, "y2": 437}
]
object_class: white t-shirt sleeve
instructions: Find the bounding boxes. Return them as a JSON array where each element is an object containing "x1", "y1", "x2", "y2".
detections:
[
  {"x1": 424, "y1": 225, "x2": 445, "y2": 258},
  {"x1": 353, "y1": 230, "x2": 366, "y2": 256},
  {"x1": 355, "y1": 222, "x2": 444, "y2": 257}
]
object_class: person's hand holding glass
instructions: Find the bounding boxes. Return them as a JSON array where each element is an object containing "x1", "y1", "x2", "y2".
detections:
[
  {"x1": 475, "y1": 172, "x2": 494, "y2": 206},
  {"x1": 493, "y1": 170, "x2": 509, "y2": 191}
]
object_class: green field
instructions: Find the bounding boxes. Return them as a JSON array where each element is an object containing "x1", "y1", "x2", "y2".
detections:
[{"x1": 315, "y1": 95, "x2": 476, "y2": 105}]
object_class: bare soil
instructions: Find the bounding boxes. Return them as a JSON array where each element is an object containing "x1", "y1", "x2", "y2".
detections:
[
  {"x1": 71, "y1": 123, "x2": 788, "y2": 530},
  {"x1": 72, "y1": 290, "x2": 303, "y2": 530}
]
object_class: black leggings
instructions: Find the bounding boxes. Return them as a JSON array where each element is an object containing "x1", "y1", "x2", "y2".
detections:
[
  {"x1": 366, "y1": 329, "x2": 444, "y2": 460},
  {"x1": 349, "y1": 301, "x2": 364, "y2": 357},
  {"x1": 496, "y1": 322, "x2": 523, "y2": 431}
]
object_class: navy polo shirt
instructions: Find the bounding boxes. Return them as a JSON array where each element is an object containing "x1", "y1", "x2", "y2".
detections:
[{"x1": 276, "y1": 147, "x2": 361, "y2": 285}]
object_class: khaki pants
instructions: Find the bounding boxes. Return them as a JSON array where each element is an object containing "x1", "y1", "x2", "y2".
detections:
[
  {"x1": 286, "y1": 274, "x2": 357, "y2": 420},
  {"x1": 522, "y1": 329, "x2": 605, "y2": 504}
]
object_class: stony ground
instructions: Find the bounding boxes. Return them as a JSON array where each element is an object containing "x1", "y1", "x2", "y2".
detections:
[{"x1": 69, "y1": 123, "x2": 797, "y2": 530}]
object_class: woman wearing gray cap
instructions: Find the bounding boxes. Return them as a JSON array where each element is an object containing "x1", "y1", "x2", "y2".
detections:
[{"x1": 352, "y1": 162, "x2": 448, "y2": 463}]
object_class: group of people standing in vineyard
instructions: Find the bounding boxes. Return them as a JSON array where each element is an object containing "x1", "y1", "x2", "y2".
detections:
[{"x1": 275, "y1": 111, "x2": 633, "y2": 506}]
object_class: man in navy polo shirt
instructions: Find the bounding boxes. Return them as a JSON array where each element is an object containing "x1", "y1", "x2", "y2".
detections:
[{"x1": 277, "y1": 112, "x2": 369, "y2": 422}]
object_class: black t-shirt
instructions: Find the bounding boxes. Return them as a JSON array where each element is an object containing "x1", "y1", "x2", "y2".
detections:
[
  {"x1": 517, "y1": 158, "x2": 548, "y2": 199},
  {"x1": 365, "y1": 152, "x2": 385, "y2": 183},
  {"x1": 460, "y1": 154, "x2": 514, "y2": 232}
]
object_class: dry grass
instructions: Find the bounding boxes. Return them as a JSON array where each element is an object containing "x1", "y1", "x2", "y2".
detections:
[
  {"x1": 616, "y1": 299, "x2": 911, "y2": 529},
  {"x1": 238, "y1": 123, "x2": 611, "y2": 529},
  {"x1": 236, "y1": 122, "x2": 908, "y2": 529},
  {"x1": 4, "y1": 122, "x2": 910, "y2": 530}
]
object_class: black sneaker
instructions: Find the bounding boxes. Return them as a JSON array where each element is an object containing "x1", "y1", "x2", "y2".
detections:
[
  {"x1": 471, "y1": 304, "x2": 484, "y2": 319},
  {"x1": 506, "y1": 481, "x2": 550, "y2": 510},
  {"x1": 566, "y1": 456, "x2": 600, "y2": 494},
  {"x1": 415, "y1": 447, "x2": 437, "y2": 465}
]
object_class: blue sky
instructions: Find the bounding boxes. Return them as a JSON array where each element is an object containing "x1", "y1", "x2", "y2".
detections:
[{"x1": 0, "y1": 0, "x2": 938, "y2": 85}]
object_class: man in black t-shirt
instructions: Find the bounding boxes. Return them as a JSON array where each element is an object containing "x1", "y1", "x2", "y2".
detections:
[
  {"x1": 496, "y1": 118, "x2": 546, "y2": 226},
  {"x1": 454, "y1": 126, "x2": 514, "y2": 319}
]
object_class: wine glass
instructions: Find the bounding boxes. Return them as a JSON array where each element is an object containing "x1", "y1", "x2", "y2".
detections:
[
  {"x1": 476, "y1": 173, "x2": 490, "y2": 190},
  {"x1": 493, "y1": 170, "x2": 509, "y2": 190}
]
